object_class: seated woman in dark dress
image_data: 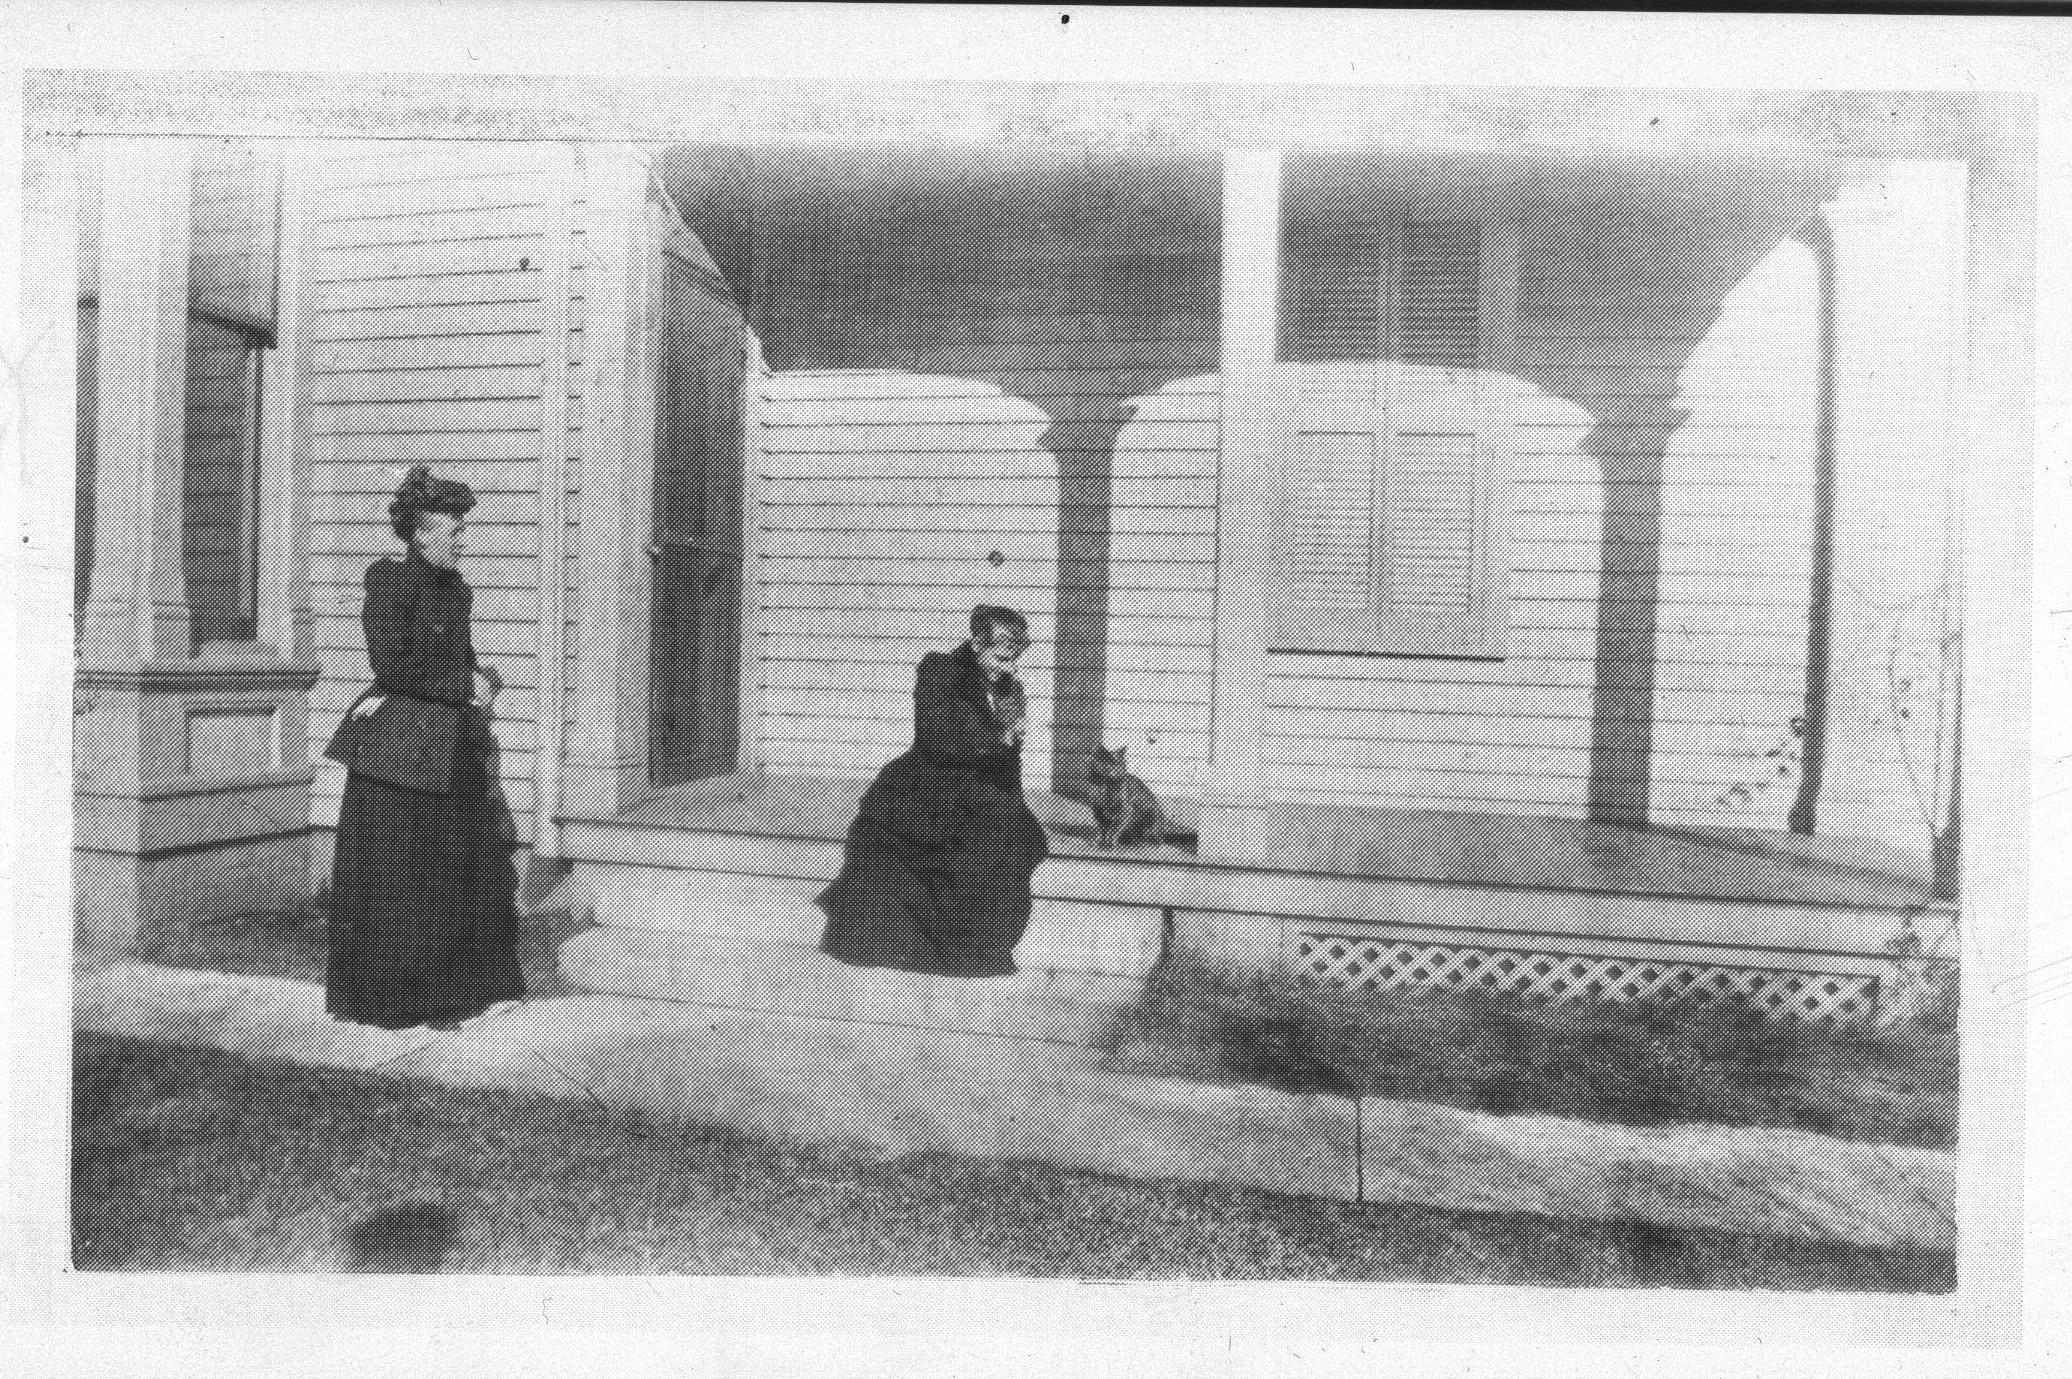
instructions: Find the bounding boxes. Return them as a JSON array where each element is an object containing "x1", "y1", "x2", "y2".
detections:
[{"x1": 817, "y1": 605, "x2": 1050, "y2": 977}]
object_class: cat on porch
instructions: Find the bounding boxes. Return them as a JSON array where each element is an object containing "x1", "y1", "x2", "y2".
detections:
[{"x1": 1086, "y1": 744, "x2": 1180, "y2": 850}]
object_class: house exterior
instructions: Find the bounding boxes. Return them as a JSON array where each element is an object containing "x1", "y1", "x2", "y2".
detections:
[{"x1": 62, "y1": 87, "x2": 1995, "y2": 1021}]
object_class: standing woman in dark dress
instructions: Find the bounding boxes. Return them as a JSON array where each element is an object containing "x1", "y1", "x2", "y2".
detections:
[
  {"x1": 322, "y1": 466, "x2": 526, "y2": 1030},
  {"x1": 817, "y1": 605, "x2": 1050, "y2": 977}
]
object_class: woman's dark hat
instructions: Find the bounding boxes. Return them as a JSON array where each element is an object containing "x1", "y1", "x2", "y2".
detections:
[{"x1": 389, "y1": 465, "x2": 476, "y2": 537}]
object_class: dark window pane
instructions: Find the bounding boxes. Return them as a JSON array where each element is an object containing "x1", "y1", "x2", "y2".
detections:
[
  {"x1": 183, "y1": 316, "x2": 262, "y2": 645},
  {"x1": 76, "y1": 303, "x2": 98, "y2": 619}
]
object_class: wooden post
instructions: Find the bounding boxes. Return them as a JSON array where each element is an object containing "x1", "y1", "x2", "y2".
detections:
[
  {"x1": 1956, "y1": 122, "x2": 2029, "y2": 918},
  {"x1": 532, "y1": 143, "x2": 579, "y2": 861},
  {"x1": 1797, "y1": 164, "x2": 1968, "y2": 857},
  {"x1": 1199, "y1": 149, "x2": 1281, "y2": 864},
  {"x1": 563, "y1": 145, "x2": 661, "y2": 820},
  {"x1": 73, "y1": 137, "x2": 320, "y2": 958},
  {"x1": 259, "y1": 144, "x2": 316, "y2": 666},
  {"x1": 1786, "y1": 211, "x2": 1838, "y2": 836},
  {"x1": 1948, "y1": 94, "x2": 2030, "y2": 1336},
  {"x1": 78, "y1": 139, "x2": 193, "y2": 668}
]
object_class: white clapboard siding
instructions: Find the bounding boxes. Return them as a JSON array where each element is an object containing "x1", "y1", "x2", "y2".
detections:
[
  {"x1": 750, "y1": 368, "x2": 1219, "y2": 798},
  {"x1": 314, "y1": 299, "x2": 550, "y2": 343},
  {"x1": 753, "y1": 372, "x2": 1058, "y2": 780},
  {"x1": 760, "y1": 583, "x2": 1217, "y2": 622},
  {"x1": 758, "y1": 556, "x2": 1212, "y2": 594},
  {"x1": 1264, "y1": 207, "x2": 1822, "y2": 824},
  {"x1": 304, "y1": 143, "x2": 576, "y2": 840}
]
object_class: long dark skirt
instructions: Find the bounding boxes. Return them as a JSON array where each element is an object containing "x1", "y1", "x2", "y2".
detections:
[
  {"x1": 325, "y1": 737, "x2": 525, "y2": 1029},
  {"x1": 818, "y1": 788, "x2": 1048, "y2": 978}
]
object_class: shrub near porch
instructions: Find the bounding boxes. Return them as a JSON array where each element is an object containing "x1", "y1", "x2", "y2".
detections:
[{"x1": 1105, "y1": 951, "x2": 1956, "y2": 1151}]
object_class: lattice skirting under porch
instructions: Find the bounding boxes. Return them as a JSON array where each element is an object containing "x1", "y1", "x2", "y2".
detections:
[{"x1": 1294, "y1": 932, "x2": 1882, "y2": 1025}]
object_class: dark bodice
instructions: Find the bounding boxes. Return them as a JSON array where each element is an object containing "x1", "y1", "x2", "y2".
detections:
[
  {"x1": 322, "y1": 549, "x2": 493, "y2": 795},
  {"x1": 364, "y1": 549, "x2": 479, "y2": 706},
  {"x1": 848, "y1": 643, "x2": 1043, "y2": 854}
]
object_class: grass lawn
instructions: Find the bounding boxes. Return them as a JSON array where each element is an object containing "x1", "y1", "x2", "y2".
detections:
[
  {"x1": 1107, "y1": 951, "x2": 1958, "y2": 1152},
  {"x1": 73, "y1": 1030, "x2": 1952, "y2": 1289}
]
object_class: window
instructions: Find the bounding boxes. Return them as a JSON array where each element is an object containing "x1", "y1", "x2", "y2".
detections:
[
  {"x1": 1274, "y1": 206, "x2": 1517, "y2": 658},
  {"x1": 182, "y1": 316, "x2": 266, "y2": 644},
  {"x1": 182, "y1": 142, "x2": 280, "y2": 648},
  {"x1": 75, "y1": 300, "x2": 98, "y2": 621},
  {"x1": 76, "y1": 147, "x2": 103, "y2": 623}
]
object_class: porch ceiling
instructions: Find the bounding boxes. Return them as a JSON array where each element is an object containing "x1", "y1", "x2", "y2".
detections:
[
  {"x1": 654, "y1": 143, "x2": 1848, "y2": 437},
  {"x1": 656, "y1": 144, "x2": 1853, "y2": 271}
]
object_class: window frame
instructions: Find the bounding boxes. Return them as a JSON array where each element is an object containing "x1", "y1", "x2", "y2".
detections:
[
  {"x1": 181, "y1": 140, "x2": 281, "y2": 651},
  {"x1": 182, "y1": 309, "x2": 269, "y2": 648},
  {"x1": 1268, "y1": 208, "x2": 1518, "y2": 661}
]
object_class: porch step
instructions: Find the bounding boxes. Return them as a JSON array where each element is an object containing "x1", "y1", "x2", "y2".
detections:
[
  {"x1": 588, "y1": 870, "x2": 829, "y2": 947},
  {"x1": 562, "y1": 867, "x2": 1168, "y2": 1046},
  {"x1": 582, "y1": 866, "x2": 1169, "y2": 980},
  {"x1": 559, "y1": 927, "x2": 1145, "y2": 1047}
]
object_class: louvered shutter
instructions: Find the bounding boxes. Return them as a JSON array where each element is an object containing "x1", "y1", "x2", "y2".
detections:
[
  {"x1": 1274, "y1": 215, "x2": 1515, "y2": 657},
  {"x1": 189, "y1": 141, "x2": 281, "y2": 335}
]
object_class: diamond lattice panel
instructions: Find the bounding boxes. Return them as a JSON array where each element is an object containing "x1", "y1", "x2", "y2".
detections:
[{"x1": 1296, "y1": 933, "x2": 1879, "y2": 1024}]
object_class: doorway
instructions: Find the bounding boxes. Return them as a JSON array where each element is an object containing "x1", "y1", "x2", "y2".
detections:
[{"x1": 648, "y1": 236, "x2": 748, "y2": 787}]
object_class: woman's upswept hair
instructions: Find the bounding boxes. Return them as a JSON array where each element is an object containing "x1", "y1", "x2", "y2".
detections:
[
  {"x1": 970, "y1": 604, "x2": 1030, "y2": 644},
  {"x1": 389, "y1": 465, "x2": 477, "y2": 541}
]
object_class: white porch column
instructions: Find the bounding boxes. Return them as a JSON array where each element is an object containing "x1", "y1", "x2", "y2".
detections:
[
  {"x1": 73, "y1": 138, "x2": 321, "y2": 959},
  {"x1": 1794, "y1": 165, "x2": 1967, "y2": 859},
  {"x1": 529, "y1": 143, "x2": 581, "y2": 864},
  {"x1": 79, "y1": 139, "x2": 193, "y2": 667},
  {"x1": 1951, "y1": 96, "x2": 2031, "y2": 1326},
  {"x1": 258, "y1": 146, "x2": 317, "y2": 666},
  {"x1": 562, "y1": 145, "x2": 662, "y2": 820},
  {"x1": 1198, "y1": 149, "x2": 1282, "y2": 864}
]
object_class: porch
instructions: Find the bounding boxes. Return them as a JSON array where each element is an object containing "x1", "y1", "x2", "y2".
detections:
[
  {"x1": 549, "y1": 134, "x2": 1966, "y2": 1030},
  {"x1": 559, "y1": 771, "x2": 1946, "y2": 1024},
  {"x1": 551, "y1": 137, "x2": 1965, "y2": 873}
]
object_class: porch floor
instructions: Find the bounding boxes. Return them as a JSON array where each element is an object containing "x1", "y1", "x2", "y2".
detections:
[{"x1": 598, "y1": 772, "x2": 1942, "y2": 913}]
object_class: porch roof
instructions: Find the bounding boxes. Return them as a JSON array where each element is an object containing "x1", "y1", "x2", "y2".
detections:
[
  {"x1": 38, "y1": 74, "x2": 1993, "y2": 164},
  {"x1": 585, "y1": 772, "x2": 1942, "y2": 915}
]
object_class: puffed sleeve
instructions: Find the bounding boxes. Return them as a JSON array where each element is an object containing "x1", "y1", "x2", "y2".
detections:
[
  {"x1": 362, "y1": 560, "x2": 470, "y2": 705},
  {"x1": 913, "y1": 653, "x2": 1017, "y2": 769}
]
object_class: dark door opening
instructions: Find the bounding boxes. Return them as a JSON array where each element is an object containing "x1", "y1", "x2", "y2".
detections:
[{"x1": 649, "y1": 243, "x2": 748, "y2": 787}]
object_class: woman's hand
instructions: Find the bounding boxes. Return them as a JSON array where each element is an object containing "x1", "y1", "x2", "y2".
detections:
[
  {"x1": 998, "y1": 683, "x2": 1026, "y2": 745},
  {"x1": 473, "y1": 670, "x2": 499, "y2": 709}
]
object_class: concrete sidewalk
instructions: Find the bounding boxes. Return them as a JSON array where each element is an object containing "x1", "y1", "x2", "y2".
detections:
[{"x1": 75, "y1": 961, "x2": 1957, "y2": 1254}]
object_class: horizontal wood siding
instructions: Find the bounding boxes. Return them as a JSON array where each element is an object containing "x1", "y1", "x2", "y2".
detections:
[
  {"x1": 744, "y1": 158, "x2": 1223, "y2": 799},
  {"x1": 751, "y1": 370, "x2": 1220, "y2": 797},
  {"x1": 752, "y1": 372, "x2": 1067, "y2": 780},
  {"x1": 1261, "y1": 190, "x2": 1957, "y2": 854},
  {"x1": 305, "y1": 144, "x2": 576, "y2": 840}
]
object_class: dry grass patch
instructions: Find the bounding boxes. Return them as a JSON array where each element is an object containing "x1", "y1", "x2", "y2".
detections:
[
  {"x1": 133, "y1": 893, "x2": 584, "y2": 1002},
  {"x1": 1106, "y1": 950, "x2": 1957, "y2": 1151}
]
